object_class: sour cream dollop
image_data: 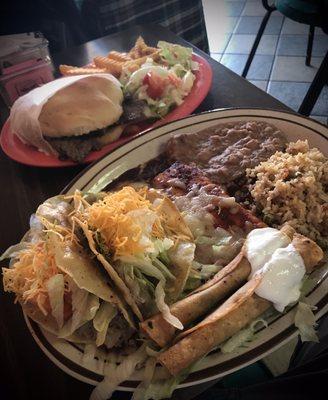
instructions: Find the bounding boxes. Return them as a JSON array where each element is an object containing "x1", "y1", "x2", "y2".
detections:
[
  {"x1": 246, "y1": 227, "x2": 291, "y2": 276},
  {"x1": 245, "y1": 228, "x2": 306, "y2": 312}
]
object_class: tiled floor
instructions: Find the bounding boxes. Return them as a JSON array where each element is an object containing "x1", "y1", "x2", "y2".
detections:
[{"x1": 202, "y1": 0, "x2": 328, "y2": 124}]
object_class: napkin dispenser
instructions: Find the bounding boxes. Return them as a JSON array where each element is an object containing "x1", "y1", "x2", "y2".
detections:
[{"x1": 0, "y1": 33, "x2": 54, "y2": 106}]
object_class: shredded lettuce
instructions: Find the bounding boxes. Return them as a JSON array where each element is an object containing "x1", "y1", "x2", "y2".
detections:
[
  {"x1": 195, "y1": 236, "x2": 216, "y2": 245},
  {"x1": 93, "y1": 302, "x2": 118, "y2": 347},
  {"x1": 155, "y1": 281, "x2": 183, "y2": 330},
  {"x1": 35, "y1": 196, "x2": 71, "y2": 227},
  {"x1": 168, "y1": 242, "x2": 195, "y2": 272},
  {"x1": 294, "y1": 301, "x2": 319, "y2": 342},
  {"x1": 46, "y1": 274, "x2": 65, "y2": 329},
  {"x1": 221, "y1": 319, "x2": 268, "y2": 354},
  {"x1": 200, "y1": 263, "x2": 223, "y2": 279},
  {"x1": 151, "y1": 257, "x2": 175, "y2": 280},
  {"x1": 90, "y1": 344, "x2": 147, "y2": 400},
  {"x1": 58, "y1": 279, "x2": 99, "y2": 338},
  {"x1": 184, "y1": 274, "x2": 202, "y2": 292},
  {"x1": 153, "y1": 238, "x2": 174, "y2": 254},
  {"x1": 158, "y1": 41, "x2": 193, "y2": 70},
  {"x1": 103, "y1": 327, "x2": 122, "y2": 349},
  {"x1": 123, "y1": 42, "x2": 196, "y2": 118},
  {"x1": 133, "y1": 366, "x2": 190, "y2": 400},
  {"x1": 71, "y1": 284, "x2": 96, "y2": 332},
  {"x1": 29, "y1": 214, "x2": 44, "y2": 241},
  {"x1": 300, "y1": 276, "x2": 317, "y2": 297},
  {"x1": 191, "y1": 261, "x2": 222, "y2": 280},
  {"x1": 123, "y1": 265, "x2": 155, "y2": 308},
  {"x1": 119, "y1": 246, "x2": 188, "y2": 320},
  {"x1": 0, "y1": 242, "x2": 30, "y2": 261},
  {"x1": 170, "y1": 63, "x2": 188, "y2": 78},
  {"x1": 153, "y1": 238, "x2": 173, "y2": 264},
  {"x1": 132, "y1": 357, "x2": 157, "y2": 400},
  {"x1": 123, "y1": 265, "x2": 142, "y2": 302},
  {"x1": 211, "y1": 239, "x2": 243, "y2": 264},
  {"x1": 132, "y1": 377, "x2": 180, "y2": 400},
  {"x1": 82, "y1": 343, "x2": 97, "y2": 364},
  {"x1": 119, "y1": 254, "x2": 165, "y2": 282}
]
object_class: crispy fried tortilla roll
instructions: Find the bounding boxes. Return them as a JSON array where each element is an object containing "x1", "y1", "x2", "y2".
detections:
[
  {"x1": 193, "y1": 225, "x2": 295, "y2": 294},
  {"x1": 140, "y1": 225, "x2": 296, "y2": 347},
  {"x1": 141, "y1": 226, "x2": 320, "y2": 348},
  {"x1": 292, "y1": 233, "x2": 324, "y2": 272},
  {"x1": 158, "y1": 277, "x2": 270, "y2": 376},
  {"x1": 140, "y1": 253, "x2": 251, "y2": 346},
  {"x1": 158, "y1": 234, "x2": 323, "y2": 376}
]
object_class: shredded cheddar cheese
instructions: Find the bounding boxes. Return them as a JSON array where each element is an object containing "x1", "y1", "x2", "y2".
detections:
[
  {"x1": 2, "y1": 241, "x2": 60, "y2": 315},
  {"x1": 79, "y1": 187, "x2": 165, "y2": 258}
]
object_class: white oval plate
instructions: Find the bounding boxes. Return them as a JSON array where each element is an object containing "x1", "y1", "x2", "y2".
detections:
[{"x1": 25, "y1": 108, "x2": 328, "y2": 391}]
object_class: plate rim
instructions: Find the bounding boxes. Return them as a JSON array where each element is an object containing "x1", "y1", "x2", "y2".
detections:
[
  {"x1": 23, "y1": 107, "x2": 328, "y2": 390},
  {"x1": 62, "y1": 107, "x2": 328, "y2": 194}
]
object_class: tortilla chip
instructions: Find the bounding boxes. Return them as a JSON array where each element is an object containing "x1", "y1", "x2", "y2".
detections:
[
  {"x1": 22, "y1": 292, "x2": 103, "y2": 340},
  {"x1": 49, "y1": 233, "x2": 135, "y2": 328},
  {"x1": 23, "y1": 300, "x2": 60, "y2": 335},
  {"x1": 74, "y1": 218, "x2": 143, "y2": 321},
  {"x1": 155, "y1": 196, "x2": 193, "y2": 241}
]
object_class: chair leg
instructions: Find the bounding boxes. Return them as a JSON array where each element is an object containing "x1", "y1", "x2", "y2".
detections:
[
  {"x1": 299, "y1": 50, "x2": 328, "y2": 116},
  {"x1": 306, "y1": 25, "x2": 315, "y2": 66},
  {"x1": 242, "y1": 7, "x2": 276, "y2": 78}
]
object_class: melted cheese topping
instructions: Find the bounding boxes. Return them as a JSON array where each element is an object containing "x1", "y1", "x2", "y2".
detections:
[{"x1": 84, "y1": 187, "x2": 165, "y2": 258}]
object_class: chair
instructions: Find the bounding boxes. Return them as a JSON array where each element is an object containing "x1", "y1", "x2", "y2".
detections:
[
  {"x1": 0, "y1": 0, "x2": 87, "y2": 52},
  {"x1": 242, "y1": 0, "x2": 328, "y2": 116},
  {"x1": 79, "y1": 0, "x2": 210, "y2": 54}
]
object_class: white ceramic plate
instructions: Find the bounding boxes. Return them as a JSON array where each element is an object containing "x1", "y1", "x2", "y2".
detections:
[{"x1": 25, "y1": 108, "x2": 328, "y2": 392}]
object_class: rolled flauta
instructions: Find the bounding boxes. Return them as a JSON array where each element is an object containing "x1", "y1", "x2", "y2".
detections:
[
  {"x1": 158, "y1": 277, "x2": 269, "y2": 376},
  {"x1": 158, "y1": 234, "x2": 323, "y2": 376},
  {"x1": 140, "y1": 225, "x2": 295, "y2": 347}
]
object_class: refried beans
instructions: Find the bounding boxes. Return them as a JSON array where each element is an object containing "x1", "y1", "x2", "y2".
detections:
[{"x1": 167, "y1": 121, "x2": 286, "y2": 183}]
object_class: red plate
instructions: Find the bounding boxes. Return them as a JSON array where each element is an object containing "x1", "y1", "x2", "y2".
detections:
[{"x1": 0, "y1": 54, "x2": 212, "y2": 167}]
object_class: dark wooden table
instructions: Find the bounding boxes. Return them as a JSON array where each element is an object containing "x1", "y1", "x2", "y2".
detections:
[{"x1": 0, "y1": 24, "x2": 290, "y2": 400}]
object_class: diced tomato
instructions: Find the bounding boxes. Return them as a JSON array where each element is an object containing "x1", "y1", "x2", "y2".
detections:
[{"x1": 142, "y1": 71, "x2": 166, "y2": 99}]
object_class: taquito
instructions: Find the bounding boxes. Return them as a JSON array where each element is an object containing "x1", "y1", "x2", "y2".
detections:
[
  {"x1": 158, "y1": 234, "x2": 323, "y2": 376},
  {"x1": 140, "y1": 225, "x2": 295, "y2": 347}
]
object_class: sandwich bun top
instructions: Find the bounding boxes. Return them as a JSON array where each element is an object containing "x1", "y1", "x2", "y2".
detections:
[{"x1": 38, "y1": 75, "x2": 123, "y2": 138}]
